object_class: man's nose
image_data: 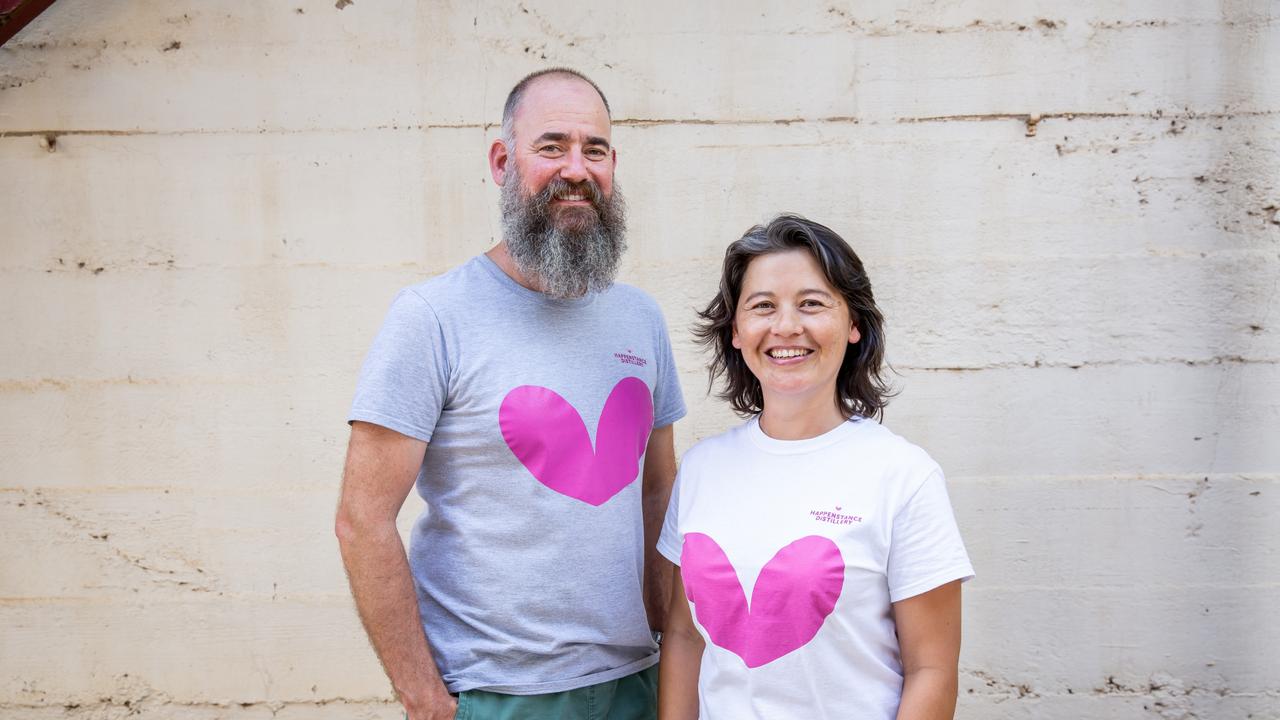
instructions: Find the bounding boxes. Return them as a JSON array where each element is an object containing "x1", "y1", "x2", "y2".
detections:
[{"x1": 559, "y1": 148, "x2": 589, "y2": 184}]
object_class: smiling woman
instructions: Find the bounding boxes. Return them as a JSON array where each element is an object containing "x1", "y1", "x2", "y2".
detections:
[
  {"x1": 656, "y1": 215, "x2": 974, "y2": 720},
  {"x1": 730, "y1": 249, "x2": 863, "y2": 440},
  {"x1": 697, "y1": 215, "x2": 891, "y2": 426}
]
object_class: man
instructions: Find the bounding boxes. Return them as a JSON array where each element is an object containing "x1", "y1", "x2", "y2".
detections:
[{"x1": 335, "y1": 68, "x2": 685, "y2": 720}]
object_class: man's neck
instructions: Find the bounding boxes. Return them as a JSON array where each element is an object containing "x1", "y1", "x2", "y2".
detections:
[{"x1": 485, "y1": 242, "x2": 543, "y2": 293}]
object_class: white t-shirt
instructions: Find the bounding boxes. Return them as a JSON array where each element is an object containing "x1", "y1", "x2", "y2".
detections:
[{"x1": 657, "y1": 416, "x2": 974, "y2": 720}]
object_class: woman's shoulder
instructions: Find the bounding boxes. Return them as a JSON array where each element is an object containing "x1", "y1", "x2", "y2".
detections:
[
  {"x1": 678, "y1": 418, "x2": 757, "y2": 466},
  {"x1": 846, "y1": 419, "x2": 943, "y2": 479},
  {"x1": 850, "y1": 418, "x2": 924, "y2": 451}
]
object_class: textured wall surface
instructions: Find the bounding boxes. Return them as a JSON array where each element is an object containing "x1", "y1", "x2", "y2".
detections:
[{"x1": 1, "y1": 1, "x2": 1277, "y2": 718}]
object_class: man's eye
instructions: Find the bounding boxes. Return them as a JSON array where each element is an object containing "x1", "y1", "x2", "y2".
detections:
[
  {"x1": 539, "y1": 145, "x2": 563, "y2": 154},
  {"x1": 586, "y1": 148, "x2": 608, "y2": 158}
]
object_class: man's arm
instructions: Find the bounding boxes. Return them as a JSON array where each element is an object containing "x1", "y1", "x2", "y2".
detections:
[
  {"x1": 641, "y1": 423, "x2": 677, "y2": 631},
  {"x1": 893, "y1": 580, "x2": 963, "y2": 720},
  {"x1": 335, "y1": 421, "x2": 456, "y2": 720}
]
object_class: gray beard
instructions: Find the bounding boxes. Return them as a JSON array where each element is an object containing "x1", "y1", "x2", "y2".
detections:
[{"x1": 499, "y1": 167, "x2": 628, "y2": 299}]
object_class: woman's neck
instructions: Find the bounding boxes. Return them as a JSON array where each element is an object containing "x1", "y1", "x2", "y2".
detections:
[{"x1": 758, "y1": 394, "x2": 847, "y2": 441}]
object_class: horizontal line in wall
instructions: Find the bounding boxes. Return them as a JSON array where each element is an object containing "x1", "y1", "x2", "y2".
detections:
[
  {"x1": 0, "y1": 123, "x2": 493, "y2": 139},
  {"x1": 898, "y1": 109, "x2": 1279, "y2": 124},
  {"x1": 957, "y1": 684, "x2": 1277, "y2": 702},
  {"x1": 895, "y1": 356, "x2": 1280, "y2": 372},
  {"x1": 3, "y1": 261, "x2": 441, "y2": 273},
  {"x1": 0, "y1": 698, "x2": 399, "y2": 711},
  {"x1": 2, "y1": 13, "x2": 1273, "y2": 55},
  {"x1": 0, "y1": 375, "x2": 291, "y2": 390},
  {"x1": 0, "y1": 484, "x2": 351, "y2": 494},
  {"x1": 3, "y1": 582, "x2": 1276, "y2": 607},
  {"x1": 943, "y1": 472, "x2": 1280, "y2": 484},
  {"x1": 3, "y1": 692, "x2": 1275, "y2": 711},
  {"x1": 8, "y1": 247, "x2": 1280, "y2": 275},
  {"x1": 4, "y1": 473, "x2": 1276, "y2": 493},
  {"x1": 797, "y1": 15, "x2": 1279, "y2": 35},
  {"x1": 1, "y1": 357, "x2": 1275, "y2": 393},
  {"x1": 1, "y1": 109, "x2": 1274, "y2": 138},
  {"x1": 0, "y1": 592, "x2": 358, "y2": 606},
  {"x1": 2, "y1": 474, "x2": 1275, "y2": 489},
  {"x1": 965, "y1": 582, "x2": 1280, "y2": 592}
]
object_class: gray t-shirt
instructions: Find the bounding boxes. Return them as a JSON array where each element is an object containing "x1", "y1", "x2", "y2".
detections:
[{"x1": 349, "y1": 255, "x2": 686, "y2": 695}]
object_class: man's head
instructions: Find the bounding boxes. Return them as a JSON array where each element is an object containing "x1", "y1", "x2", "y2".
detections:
[{"x1": 490, "y1": 68, "x2": 627, "y2": 299}]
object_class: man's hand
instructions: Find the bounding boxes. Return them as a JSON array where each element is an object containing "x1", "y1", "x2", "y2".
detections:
[
  {"x1": 403, "y1": 693, "x2": 458, "y2": 720},
  {"x1": 336, "y1": 422, "x2": 453, "y2": 716}
]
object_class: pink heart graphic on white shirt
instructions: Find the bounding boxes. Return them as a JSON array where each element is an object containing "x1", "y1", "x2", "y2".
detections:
[
  {"x1": 681, "y1": 532, "x2": 844, "y2": 668},
  {"x1": 499, "y1": 377, "x2": 654, "y2": 506}
]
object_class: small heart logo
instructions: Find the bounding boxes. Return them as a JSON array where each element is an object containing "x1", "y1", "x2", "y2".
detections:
[
  {"x1": 681, "y1": 532, "x2": 843, "y2": 668},
  {"x1": 835, "y1": 506, "x2": 842, "y2": 511},
  {"x1": 499, "y1": 377, "x2": 653, "y2": 506}
]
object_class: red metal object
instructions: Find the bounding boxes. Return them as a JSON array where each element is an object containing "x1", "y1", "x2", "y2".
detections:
[{"x1": 1, "y1": 0, "x2": 57, "y2": 47}]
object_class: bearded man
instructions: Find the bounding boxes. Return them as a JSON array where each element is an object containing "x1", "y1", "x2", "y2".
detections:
[{"x1": 336, "y1": 68, "x2": 685, "y2": 720}]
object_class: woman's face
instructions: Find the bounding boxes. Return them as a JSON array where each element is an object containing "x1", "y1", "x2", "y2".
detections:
[{"x1": 732, "y1": 249, "x2": 860, "y2": 410}]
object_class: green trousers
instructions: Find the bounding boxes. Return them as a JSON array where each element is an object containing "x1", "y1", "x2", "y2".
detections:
[{"x1": 454, "y1": 664, "x2": 657, "y2": 720}]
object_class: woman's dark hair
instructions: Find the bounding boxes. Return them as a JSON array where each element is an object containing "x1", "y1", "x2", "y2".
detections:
[{"x1": 694, "y1": 214, "x2": 892, "y2": 420}]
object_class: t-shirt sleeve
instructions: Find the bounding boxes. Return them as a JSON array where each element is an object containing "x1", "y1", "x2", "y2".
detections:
[
  {"x1": 656, "y1": 463, "x2": 685, "y2": 565},
  {"x1": 347, "y1": 289, "x2": 449, "y2": 442},
  {"x1": 650, "y1": 305, "x2": 687, "y2": 429},
  {"x1": 886, "y1": 468, "x2": 974, "y2": 603}
]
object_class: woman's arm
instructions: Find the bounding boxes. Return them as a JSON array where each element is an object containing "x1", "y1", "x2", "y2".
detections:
[
  {"x1": 658, "y1": 567, "x2": 704, "y2": 719},
  {"x1": 893, "y1": 579, "x2": 963, "y2": 720}
]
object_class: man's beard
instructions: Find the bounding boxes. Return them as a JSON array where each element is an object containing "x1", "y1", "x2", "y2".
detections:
[{"x1": 499, "y1": 166, "x2": 628, "y2": 299}]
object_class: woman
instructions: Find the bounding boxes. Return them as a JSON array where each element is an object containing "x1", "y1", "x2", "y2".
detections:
[{"x1": 657, "y1": 215, "x2": 973, "y2": 719}]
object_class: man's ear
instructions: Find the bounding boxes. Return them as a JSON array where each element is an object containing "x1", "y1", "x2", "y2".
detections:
[{"x1": 489, "y1": 139, "x2": 510, "y2": 186}]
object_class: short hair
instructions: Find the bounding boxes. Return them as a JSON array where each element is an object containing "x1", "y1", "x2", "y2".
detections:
[
  {"x1": 500, "y1": 68, "x2": 611, "y2": 144},
  {"x1": 694, "y1": 214, "x2": 893, "y2": 420}
]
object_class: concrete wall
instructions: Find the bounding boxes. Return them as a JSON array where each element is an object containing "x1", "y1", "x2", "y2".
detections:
[{"x1": 1, "y1": 1, "x2": 1276, "y2": 717}]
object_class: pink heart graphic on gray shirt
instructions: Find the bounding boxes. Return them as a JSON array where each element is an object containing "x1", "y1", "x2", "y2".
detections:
[{"x1": 499, "y1": 377, "x2": 654, "y2": 506}]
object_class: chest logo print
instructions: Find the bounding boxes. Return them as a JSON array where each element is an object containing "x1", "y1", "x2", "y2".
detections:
[
  {"x1": 809, "y1": 506, "x2": 863, "y2": 525},
  {"x1": 499, "y1": 377, "x2": 654, "y2": 506},
  {"x1": 613, "y1": 348, "x2": 648, "y2": 367},
  {"x1": 681, "y1": 533, "x2": 844, "y2": 668}
]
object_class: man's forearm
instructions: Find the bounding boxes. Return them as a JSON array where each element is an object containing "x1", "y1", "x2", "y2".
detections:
[
  {"x1": 641, "y1": 425, "x2": 677, "y2": 631},
  {"x1": 642, "y1": 488, "x2": 673, "y2": 630},
  {"x1": 338, "y1": 522, "x2": 453, "y2": 716}
]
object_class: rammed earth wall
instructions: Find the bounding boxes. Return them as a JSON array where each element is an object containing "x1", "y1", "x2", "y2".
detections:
[{"x1": 1, "y1": 1, "x2": 1277, "y2": 717}]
